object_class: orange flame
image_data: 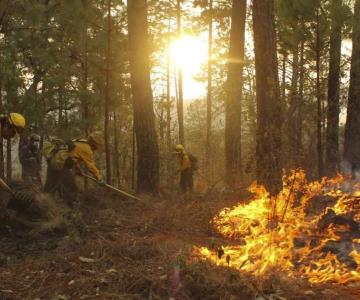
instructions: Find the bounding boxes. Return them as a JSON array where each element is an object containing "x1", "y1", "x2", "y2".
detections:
[{"x1": 194, "y1": 170, "x2": 360, "y2": 283}]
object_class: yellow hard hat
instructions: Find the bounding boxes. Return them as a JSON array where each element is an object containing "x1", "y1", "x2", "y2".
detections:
[
  {"x1": 89, "y1": 131, "x2": 105, "y2": 147},
  {"x1": 175, "y1": 144, "x2": 184, "y2": 152},
  {"x1": 9, "y1": 113, "x2": 26, "y2": 129}
]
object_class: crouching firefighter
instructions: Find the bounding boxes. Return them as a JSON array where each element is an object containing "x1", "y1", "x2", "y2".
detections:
[{"x1": 43, "y1": 132, "x2": 104, "y2": 206}]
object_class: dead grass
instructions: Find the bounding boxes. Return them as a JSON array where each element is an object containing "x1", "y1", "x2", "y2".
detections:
[{"x1": 0, "y1": 188, "x2": 359, "y2": 299}]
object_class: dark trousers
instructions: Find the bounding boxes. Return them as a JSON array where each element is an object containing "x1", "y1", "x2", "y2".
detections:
[
  {"x1": 44, "y1": 166, "x2": 78, "y2": 205},
  {"x1": 180, "y1": 168, "x2": 193, "y2": 192}
]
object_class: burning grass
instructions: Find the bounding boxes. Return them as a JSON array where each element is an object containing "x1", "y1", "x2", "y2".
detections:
[
  {"x1": 195, "y1": 170, "x2": 360, "y2": 285},
  {"x1": 1, "y1": 176, "x2": 360, "y2": 299}
]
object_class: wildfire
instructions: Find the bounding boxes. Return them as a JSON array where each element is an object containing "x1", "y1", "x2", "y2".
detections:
[{"x1": 194, "y1": 170, "x2": 360, "y2": 284}]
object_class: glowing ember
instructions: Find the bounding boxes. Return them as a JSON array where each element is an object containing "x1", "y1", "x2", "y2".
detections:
[{"x1": 194, "y1": 170, "x2": 360, "y2": 284}]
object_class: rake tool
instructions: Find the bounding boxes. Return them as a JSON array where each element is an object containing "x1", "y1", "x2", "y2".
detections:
[
  {"x1": 0, "y1": 177, "x2": 37, "y2": 213},
  {"x1": 81, "y1": 173, "x2": 143, "y2": 202}
]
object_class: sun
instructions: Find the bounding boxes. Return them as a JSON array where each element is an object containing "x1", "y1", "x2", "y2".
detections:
[
  {"x1": 169, "y1": 35, "x2": 207, "y2": 99},
  {"x1": 170, "y1": 36, "x2": 207, "y2": 77}
]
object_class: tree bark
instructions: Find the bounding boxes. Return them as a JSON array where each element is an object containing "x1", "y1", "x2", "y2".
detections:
[
  {"x1": 344, "y1": 0, "x2": 360, "y2": 171},
  {"x1": 225, "y1": 0, "x2": 246, "y2": 188},
  {"x1": 253, "y1": 0, "x2": 282, "y2": 194},
  {"x1": 326, "y1": 0, "x2": 343, "y2": 175},
  {"x1": 127, "y1": 0, "x2": 160, "y2": 194}
]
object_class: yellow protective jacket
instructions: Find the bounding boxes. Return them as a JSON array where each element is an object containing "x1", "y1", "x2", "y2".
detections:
[
  {"x1": 178, "y1": 153, "x2": 192, "y2": 171},
  {"x1": 69, "y1": 140, "x2": 101, "y2": 180}
]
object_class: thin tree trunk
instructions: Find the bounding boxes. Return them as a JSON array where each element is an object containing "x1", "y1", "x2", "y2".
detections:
[
  {"x1": 297, "y1": 38, "x2": 305, "y2": 159},
  {"x1": 127, "y1": 0, "x2": 160, "y2": 194},
  {"x1": 253, "y1": 0, "x2": 282, "y2": 194},
  {"x1": 344, "y1": 0, "x2": 360, "y2": 171},
  {"x1": 166, "y1": 24, "x2": 172, "y2": 153},
  {"x1": 113, "y1": 112, "x2": 120, "y2": 187},
  {"x1": 316, "y1": 7, "x2": 323, "y2": 177},
  {"x1": 132, "y1": 120, "x2": 136, "y2": 190},
  {"x1": 0, "y1": 78, "x2": 4, "y2": 179},
  {"x1": 104, "y1": 0, "x2": 112, "y2": 184},
  {"x1": 326, "y1": 0, "x2": 343, "y2": 175},
  {"x1": 206, "y1": 0, "x2": 213, "y2": 179},
  {"x1": 287, "y1": 43, "x2": 300, "y2": 167},
  {"x1": 225, "y1": 0, "x2": 246, "y2": 188},
  {"x1": 81, "y1": 23, "x2": 90, "y2": 137},
  {"x1": 176, "y1": 0, "x2": 184, "y2": 145},
  {"x1": 281, "y1": 53, "x2": 287, "y2": 100}
]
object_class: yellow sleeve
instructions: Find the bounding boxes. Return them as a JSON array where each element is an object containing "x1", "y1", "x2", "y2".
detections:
[
  {"x1": 80, "y1": 150, "x2": 101, "y2": 180},
  {"x1": 71, "y1": 143, "x2": 101, "y2": 180}
]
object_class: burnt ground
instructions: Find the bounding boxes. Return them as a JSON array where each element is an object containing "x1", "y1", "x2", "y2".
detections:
[{"x1": 0, "y1": 188, "x2": 359, "y2": 300}]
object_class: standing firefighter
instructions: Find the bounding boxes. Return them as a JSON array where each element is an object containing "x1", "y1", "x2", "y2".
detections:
[
  {"x1": 0, "y1": 113, "x2": 26, "y2": 139},
  {"x1": 174, "y1": 144, "x2": 198, "y2": 197},
  {"x1": 43, "y1": 132, "x2": 104, "y2": 207},
  {"x1": 19, "y1": 133, "x2": 42, "y2": 185}
]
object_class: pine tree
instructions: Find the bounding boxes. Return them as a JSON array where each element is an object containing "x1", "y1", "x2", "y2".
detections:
[
  {"x1": 127, "y1": 0, "x2": 160, "y2": 194},
  {"x1": 253, "y1": 0, "x2": 283, "y2": 193}
]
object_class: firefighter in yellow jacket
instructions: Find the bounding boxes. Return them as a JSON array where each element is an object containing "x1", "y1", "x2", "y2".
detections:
[
  {"x1": 44, "y1": 132, "x2": 104, "y2": 206},
  {"x1": 0, "y1": 113, "x2": 26, "y2": 139},
  {"x1": 174, "y1": 144, "x2": 194, "y2": 194}
]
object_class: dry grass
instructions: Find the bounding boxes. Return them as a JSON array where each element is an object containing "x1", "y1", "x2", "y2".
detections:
[{"x1": 0, "y1": 188, "x2": 359, "y2": 299}]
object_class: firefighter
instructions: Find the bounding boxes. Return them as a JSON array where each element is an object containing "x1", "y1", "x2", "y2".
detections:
[
  {"x1": 19, "y1": 133, "x2": 42, "y2": 185},
  {"x1": 174, "y1": 144, "x2": 194, "y2": 195},
  {"x1": 0, "y1": 113, "x2": 26, "y2": 139},
  {"x1": 43, "y1": 132, "x2": 105, "y2": 207}
]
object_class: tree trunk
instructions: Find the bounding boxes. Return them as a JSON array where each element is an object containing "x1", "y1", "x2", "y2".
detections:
[
  {"x1": 316, "y1": 7, "x2": 324, "y2": 177},
  {"x1": 0, "y1": 77, "x2": 4, "y2": 179},
  {"x1": 253, "y1": 0, "x2": 282, "y2": 194},
  {"x1": 166, "y1": 24, "x2": 172, "y2": 153},
  {"x1": 326, "y1": 0, "x2": 343, "y2": 175},
  {"x1": 297, "y1": 39, "x2": 305, "y2": 161},
  {"x1": 104, "y1": 0, "x2": 112, "y2": 184},
  {"x1": 225, "y1": 0, "x2": 246, "y2": 188},
  {"x1": 344, "y1": 0, "x2": 360, "y2": 172},
  {"x1": 113, "y1": 112, "x2": 121, "y2": 187},
  {"x1": 206, "y1": 0, "x2": 213, "y2": 179},
  {"x1": 127, "y1": 0, "x2": 160, "y2": 194},
  {"x1": 287, "y1": 43, "x2": 300, "y2": 167},
  {"x1": 281, "y1": 52, "x2": 287, "y2": 100},
  {"x1": 176, "y1": 0, "x2": 184, "y2": 145}
]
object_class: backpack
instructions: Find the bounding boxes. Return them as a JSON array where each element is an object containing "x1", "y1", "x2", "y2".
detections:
[
  {"x1": 42, "y1": 138, "x2": 75, "y2": 170},
  {"x1": 188, "y1": 153, "x2": 199, "y2": 171}
]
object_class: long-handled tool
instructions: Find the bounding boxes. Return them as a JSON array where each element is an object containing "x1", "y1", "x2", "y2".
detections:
[{"x1": 81, "y1": 173, "x2": 143, "y2": 202}]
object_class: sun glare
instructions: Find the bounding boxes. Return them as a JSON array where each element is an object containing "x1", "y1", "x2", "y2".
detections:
[
  {"x1": 170, "y1": 36, "x2": 207, "y2": 76},
  {"x1": 170, "y1": 35, "x2": 207, "y2": 99}
]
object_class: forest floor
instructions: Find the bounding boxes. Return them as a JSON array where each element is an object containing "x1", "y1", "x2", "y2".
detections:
[{"x1": 0, "y1": 186, "x2": 359, "y2": 300}]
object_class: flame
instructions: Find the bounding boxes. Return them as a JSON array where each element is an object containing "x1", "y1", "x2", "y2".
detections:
[{"x1": 194, "y1": 170, "x2": 360, "y2": 284}]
